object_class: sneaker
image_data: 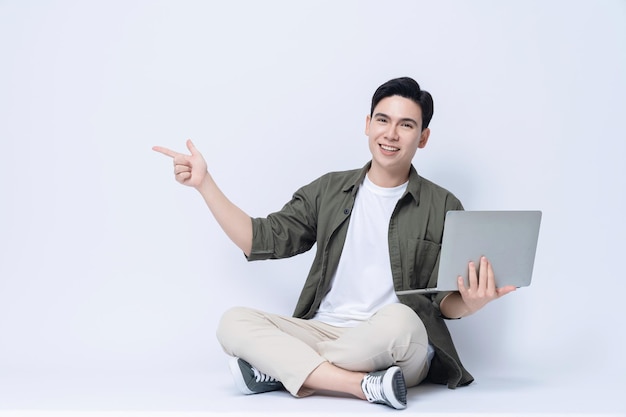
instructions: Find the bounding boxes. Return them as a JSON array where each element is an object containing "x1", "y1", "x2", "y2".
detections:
[
  {"x1": 228, "y1": 357, "x2": 284, "y2": 395},
  {"x1": 361, "y1": 366, "x2": 407, "y2": 410}
]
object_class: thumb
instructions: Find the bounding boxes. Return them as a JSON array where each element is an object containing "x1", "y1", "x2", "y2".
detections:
[
  {"x1": 186, "y1": 139, "x2": 199, "y2": 155},
  {"x1": 496, "y1": 285, "x2": 517, "y2": 297}
]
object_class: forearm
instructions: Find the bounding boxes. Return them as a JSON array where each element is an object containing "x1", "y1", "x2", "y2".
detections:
[
  {"x1": 439, "y1": 292, "x2": 471, "y2": 319},
  {"x1": 195, "y1": 173, "x2": 253, "y2": 256}
]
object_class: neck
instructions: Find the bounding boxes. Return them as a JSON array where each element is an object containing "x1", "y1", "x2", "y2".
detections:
[{"x1": 367, "y1": 165, "x2": 410, "y2": 188}]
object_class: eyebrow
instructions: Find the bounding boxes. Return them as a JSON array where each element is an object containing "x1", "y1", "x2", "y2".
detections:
[{"x1": 373, "y1": 112, "x2": 419, "y2": 126}]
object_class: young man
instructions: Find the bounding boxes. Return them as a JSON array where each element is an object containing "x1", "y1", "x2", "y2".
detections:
[{"x1": 153, "y1": 77, "x2": 515, "y2": 410}]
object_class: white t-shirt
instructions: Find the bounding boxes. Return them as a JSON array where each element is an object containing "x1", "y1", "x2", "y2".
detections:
[{"x1": 313, "y1": 174, "x2": 406, "y2": 327}]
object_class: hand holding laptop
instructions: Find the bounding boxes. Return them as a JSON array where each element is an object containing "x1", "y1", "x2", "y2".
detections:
[
  {"x1": 396, "y1": 210, "x2": 542, "y2": 318},
  {"x1": 436, "y1": 255, "x2": 519, "y2": 319},
  {"x1": 396, "y1": 210, "x2": 542, "y2": 296},
  {"x1": 456, "y1": 255, "x2": 517, "y2": 315}
]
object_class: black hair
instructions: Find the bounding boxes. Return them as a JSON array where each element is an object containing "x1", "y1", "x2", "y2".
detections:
[{"x1": 370, "y1": 77, "x2": 434, "y2": 130}]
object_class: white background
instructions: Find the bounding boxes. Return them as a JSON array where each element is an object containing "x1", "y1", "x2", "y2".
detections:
[{"x1": 1, "y1": 0, "x2": 625, "y2": 414}]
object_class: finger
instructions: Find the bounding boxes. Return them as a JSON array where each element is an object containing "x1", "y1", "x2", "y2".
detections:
[
  {"x1": 173, "y1": 154, "x2": 191, "y2": 165},
  {"x1": 496, "y1": 286, "x2": 517, "y2": 297},
  {"x1": 457, "y1": 275, "x2": 467, "y2": 294},
  {"x1": 186, "y1": 139, "x2": 199, "y2": 156},
  {"x1": 478, "y1": 256, "x2": 489, "y2": 291},
  {"x1": 468, "y1": 261, "x2": 478, "y2": 289},
  {"x1": 484, "y1": 257, "x2": 496, "y2": 294},
  {"x1": 152, "y1": 146, "x2": 181, "y2": 159},
  {"x1": 176, "y1": 171, "x2": 192, "y2": 182},
  {"x1": 174, "y1": 164, "x2": 191, "y2": 175}
]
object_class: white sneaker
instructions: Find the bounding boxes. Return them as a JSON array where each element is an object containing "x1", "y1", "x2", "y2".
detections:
[{"x1": 361, "y1": 366, "x2": 407, "y2": 409}]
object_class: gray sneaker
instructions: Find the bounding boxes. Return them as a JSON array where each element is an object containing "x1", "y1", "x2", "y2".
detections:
[
  {"x1": 228, "y1": 357, "x2": 284, "y2": 395},
  {"x1": 361, "y1": 366, "x2": 407, "y2": 409}
]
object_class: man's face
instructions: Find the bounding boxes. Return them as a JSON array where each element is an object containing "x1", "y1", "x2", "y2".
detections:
[{"x1": 365, "y1": 95, "x2": 430, "y2": 180}]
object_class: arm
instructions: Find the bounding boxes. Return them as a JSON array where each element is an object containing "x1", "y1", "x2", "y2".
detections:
[
  {"x1": 153, "y1": 139, "x2": 253, "y2": 256},
  {"x1": 439, "y1": 256, "x2": 516, "y2": 319}
]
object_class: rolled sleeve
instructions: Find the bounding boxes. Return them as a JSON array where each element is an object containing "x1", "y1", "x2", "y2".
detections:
[{"x1": 247, "y1": 187, "x2": 318, "y2": 261}]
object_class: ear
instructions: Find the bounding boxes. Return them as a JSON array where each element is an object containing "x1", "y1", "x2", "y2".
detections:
[
  {"x1": 365, "y1": 114, "x2": 371, "y2": 135},
  {"x1": 418, "y1": 128, "x2": 430, "y2": 149}
]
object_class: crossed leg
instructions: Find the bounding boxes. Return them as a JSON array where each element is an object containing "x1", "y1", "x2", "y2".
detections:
[{"x1": 216, "y1": 303, "x2": 430, "y2": 398}]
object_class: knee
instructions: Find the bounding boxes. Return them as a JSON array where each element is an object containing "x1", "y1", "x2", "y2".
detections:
[
  {"x1": 215, "y1": 306, "x2": 257, "y2": 351},
  {"x1": 379, "y1": 303, "x2": 427, "y2": 343}
]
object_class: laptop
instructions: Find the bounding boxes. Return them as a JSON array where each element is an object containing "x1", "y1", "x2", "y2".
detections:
[{"x1": 396, "y1": 210, "x2": 542, "y2": 295}]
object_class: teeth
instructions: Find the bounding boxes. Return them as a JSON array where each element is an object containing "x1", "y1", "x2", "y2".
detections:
[{"x1": 381, "y1": 144, "x2": 399, "y2": 152}]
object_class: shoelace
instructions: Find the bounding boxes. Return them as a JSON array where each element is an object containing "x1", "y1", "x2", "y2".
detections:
[
  {"x1": 251, "y1": 366, "x2": 279, "y2": 383},
  {"x1": 361, "y1": 373, "x2": 386, "y2": 403}
]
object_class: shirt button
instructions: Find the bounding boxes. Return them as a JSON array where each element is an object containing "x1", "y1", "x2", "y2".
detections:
[{"x1": 343, "y1": 208, "x2": 350, "y2": 215}]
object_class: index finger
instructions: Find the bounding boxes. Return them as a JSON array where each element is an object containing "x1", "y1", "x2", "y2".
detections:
[{"x1": 152, "y1": 145, "x2": 182, "y2": 159}]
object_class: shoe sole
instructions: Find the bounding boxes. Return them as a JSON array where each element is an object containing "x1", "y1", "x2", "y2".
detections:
[
  {"x1": 383, "y1": 366, "x2": 407, "y2": 410},
  {"x1": 228, "y1": 357, "x2": 255, "y2": 395}
]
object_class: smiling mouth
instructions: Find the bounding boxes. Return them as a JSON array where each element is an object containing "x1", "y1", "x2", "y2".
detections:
[{"x1": 380, "y1": 144, "x2": 399, "y2": 152}]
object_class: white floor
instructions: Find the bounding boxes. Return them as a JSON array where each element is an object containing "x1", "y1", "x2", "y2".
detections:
[{"x1": 0, "y1": 364, "x2": 624, "y2": 417}]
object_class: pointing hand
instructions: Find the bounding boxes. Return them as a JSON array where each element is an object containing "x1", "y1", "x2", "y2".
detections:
[{"x1": 153, "y1": 139, "x2": 208, "y2": 189}]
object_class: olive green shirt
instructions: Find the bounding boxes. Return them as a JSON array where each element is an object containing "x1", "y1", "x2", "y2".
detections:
[{"x1": 248, "y1": 162, "x2": 474, "y2": 388}]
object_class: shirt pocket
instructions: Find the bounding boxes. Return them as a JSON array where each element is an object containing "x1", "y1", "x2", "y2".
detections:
[{"x1": 406, "y1": 238, "x2": 441, "y2": 289}]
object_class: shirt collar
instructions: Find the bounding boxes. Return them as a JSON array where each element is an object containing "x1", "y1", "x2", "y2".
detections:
[{"x1": 342, "y1": 162, "x2": 422, "y2": 205}]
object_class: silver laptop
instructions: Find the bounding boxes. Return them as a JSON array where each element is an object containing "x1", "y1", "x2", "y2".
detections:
[{"x1": 397, "y1": 210, "x2": 542, "y2": 295}]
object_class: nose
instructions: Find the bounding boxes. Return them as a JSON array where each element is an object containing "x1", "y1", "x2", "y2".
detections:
[{"x1": 385, "y1": 124, "x2": 399, "y2": 141}]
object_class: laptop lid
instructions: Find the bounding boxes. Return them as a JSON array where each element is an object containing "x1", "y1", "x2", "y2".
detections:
[{"x1": 397, "y1": 210, "x2": 542, "y2": 295}]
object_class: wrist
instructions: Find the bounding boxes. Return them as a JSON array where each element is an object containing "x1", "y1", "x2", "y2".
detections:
[
  {"x1": 195, "y1": 171, "x2": 213, "y2": 192},
  {"x1": 441, "y1": 292, "x2": 472, "y2": 319}
]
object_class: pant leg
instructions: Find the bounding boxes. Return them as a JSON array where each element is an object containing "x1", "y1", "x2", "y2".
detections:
[
  {"x1": 316, "y1": 303, "x2": 430, "y2": 387},
  {"x1": 216, "y1": 303, "x2": 430, "y2": 395},
  {"x1": 216, "y1": 306, "x2": 343, "y2": 396}
]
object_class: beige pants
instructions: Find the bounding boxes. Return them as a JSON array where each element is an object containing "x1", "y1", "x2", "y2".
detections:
[{"x1": 216, "y1": 303, "x2": 430, "y2": 396}]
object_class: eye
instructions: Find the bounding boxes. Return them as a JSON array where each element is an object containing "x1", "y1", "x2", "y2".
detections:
[
  {"x1": 401, "y1": 122, "x2": 414, "y2": 129},
  {"x1": 376, "y1": 117, "x2": 388, "y2": 123}
]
